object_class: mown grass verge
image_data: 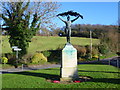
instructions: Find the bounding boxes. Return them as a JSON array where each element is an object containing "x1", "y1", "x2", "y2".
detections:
[{"x1": 2, "y1": 64, "x2": 119, "y2": 88}]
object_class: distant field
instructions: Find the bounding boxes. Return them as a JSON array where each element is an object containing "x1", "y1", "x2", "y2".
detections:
[{"x1": 2, "y1": 36, "x2": 99, "y2": 54}]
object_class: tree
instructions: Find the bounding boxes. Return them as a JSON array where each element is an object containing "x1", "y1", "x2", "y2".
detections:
[{"x1": 0, "y1": 0, "x2": 60, "y2": 57}]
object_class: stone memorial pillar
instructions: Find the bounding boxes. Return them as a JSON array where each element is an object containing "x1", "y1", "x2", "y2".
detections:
[
  {"x1": 57, "y1": 11, "x2": 83, "y2": 82},
  {"x1": 60, "y1": 43, "x2": 79, "y2": 81}
]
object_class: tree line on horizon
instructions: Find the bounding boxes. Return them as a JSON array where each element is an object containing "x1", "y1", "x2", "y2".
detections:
[
  {"x1": 35, "y1": 23, "x2": 119, "y2": 54},
  {"x1": 50, "y1": 24, "x2": 119, "y2": 53}
]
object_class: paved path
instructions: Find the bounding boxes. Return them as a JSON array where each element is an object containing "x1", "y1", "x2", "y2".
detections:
[
  {"x1": 0, "y1": 64, "x2": 61, "y2": 74},
  {"x1": 1, "y1": 56, "x2": 119, "y2": 74},
  {"x1": 107, "y1": 56, "x2": 120, "y2": 68},
  {"x1": 78, "y1": 56, "x2": 120, "y2": 68}
]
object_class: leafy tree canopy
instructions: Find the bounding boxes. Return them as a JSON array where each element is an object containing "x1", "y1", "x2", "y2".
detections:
[{"x1": 0, "y1": 0, "x2": 60, "y2": 57}]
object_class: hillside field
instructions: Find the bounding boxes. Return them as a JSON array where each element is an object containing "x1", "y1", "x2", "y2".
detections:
[{"x1": 2, "y1": 36, "x2": 99, "y2": 54}]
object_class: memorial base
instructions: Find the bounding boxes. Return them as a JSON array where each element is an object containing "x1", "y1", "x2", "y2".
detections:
[
  {"x1": 60, "y1": 67, "x2": 79, "y2": 82},
  {"x1": 60, "y1": 43, "x2": 79, "y2": 82}
]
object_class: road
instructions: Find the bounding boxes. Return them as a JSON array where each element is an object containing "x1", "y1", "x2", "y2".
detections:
[
  {"x1": 107, "y1": 56, "x2": 120, "y2": 68},
  {"x1": 79, "y1": 56, "x2": 120, "y2": 68},
  {"x1": 1, "y1": 56, "x2": 119, "y2": 74},
  {"x1": 0, "y1": 64, "x2": 61, "y2": 74}
]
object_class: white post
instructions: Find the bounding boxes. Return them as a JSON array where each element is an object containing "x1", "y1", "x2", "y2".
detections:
[
  {"x1": 0, "y1": 25, "x2": 2, "y2": 64},
  {"x1": 90, "y1": 30, "x2": 92, "y2": 58},
  {"x1": 16, "y1": 50, "x2": 18, "y2": 65},
  {"x1": 12, "y1": 46, "x2": 22, "y2": 67},
  {"x1": 22, "y1": 64, "x2": 24, "y2": 71},
  {"x1": 16, "y1": 50, "x2": 18, "y2": 59},
  {"x1": 109, "y1": 60, "x2": 110, "y2": 65},
  {"x1": 117, "y1": 59, "x2": 119, "y2": 68}
]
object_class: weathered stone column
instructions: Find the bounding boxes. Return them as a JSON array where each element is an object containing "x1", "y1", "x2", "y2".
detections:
[{"x1": 60, "y1": 43, "x2": 79, "y2": 82}]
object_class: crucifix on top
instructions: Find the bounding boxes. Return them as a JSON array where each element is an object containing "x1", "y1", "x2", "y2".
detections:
[{"x1": 57, "y1": 11, "x2": 83, "y2": 44}]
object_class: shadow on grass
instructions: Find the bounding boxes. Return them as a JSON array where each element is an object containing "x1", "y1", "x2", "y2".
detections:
[
  {"x1": 44, "y1": 68, "x2": 60, "y2": 70},
  {"x1": 91, "y1": 78, "x2": 120, "y2": 84},
  {"x1": 12, "y1": 71, "x2": 120, "y2": 84},
  {"x1": 78, "y1": 70, "x2": 120, "y2": 84},
  {"x1": 79, "y1": 70, "x2": 120, "y2": 74},
  {"x1": 13, "y1": 71, "x2": 60, "y2": 81},
  {"x1": 78, "y1": 61, "x2": 109, "y2": 65}
]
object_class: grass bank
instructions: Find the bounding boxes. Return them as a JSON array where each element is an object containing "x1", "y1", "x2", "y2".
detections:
[{"x1": 2, "y1": 36, "x2": 99, "y2": 54}]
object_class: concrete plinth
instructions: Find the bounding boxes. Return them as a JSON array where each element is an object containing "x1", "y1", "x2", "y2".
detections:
[{"x1": 60, "y1": 43, "x2": 79, "y2": 81}]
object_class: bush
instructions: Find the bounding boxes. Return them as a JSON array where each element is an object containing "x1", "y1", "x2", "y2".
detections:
[
  {"x1": 116, "y1": 52, "x2": 120, "y2": 56},
  {"x1": 78, "y1": 57, "x2": 86, "y2": 62},
  {"x1": 3, "y1": 53, "x2": 16, "y2": 65},
  {"x1": 22, "y1": 54, "x2": 34, "y2": 64},
  {"x1": 47, "y1": 50, "x2": 61, "y2": 64},
  {"x1": 92, "y1": 55, "x2": 99, "y2": 59},
  {"x1": 4, "y1": 53, "x2": 15, "y2": 60},
  {"x1": 74, "y1": 45, "x2": 87, "y2": 57},
  {"x1": 2, "y1": 57, "x2": 8, "y2": 64},
  {"x1": 74, "y1": 45, "x2": 101, "y2": 61},
  {"x1": 92, "y1": 47, "x2": 99, "y2": 56},
  {"x1": 84, "y1": 53, "x2": 91, "y2": 59},
  {"x1": 42, "y1": 51, "x2": 51, "y2": 57},
  {"x1": 31, "y1": 53, "x2": 47, "y2": 64},
  {"x1": 98, "y1": 44, "x2": 109, "y2": 54},
  {"x1": 85, "y1": 45, "x2": 91, "y2": 54}
]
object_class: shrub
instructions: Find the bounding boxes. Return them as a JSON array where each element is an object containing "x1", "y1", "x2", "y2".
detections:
[
  {"x1": 74, "y1": 45, "x2": 100, "y2": 61},
  {"x1": 3, "y1": 53, "x2": 16, "y2": 65},
  {"x1": 84, "y1": 53, "x2": 91, "y2": 59},
  {"x1": 85, "y1": 45, "x2": 91, "y2": 54},
  {"x1": 4, "y1": 53, "x2": 15, "y2": 60},
  {"x1": 47, "y1": 50, "x2": 61, "y2": 64},
  {"x1": 92, "y1": 47, "x2": 99, "y2": 56},
  {"x1": 2, "y1": 57, "x2": 8, "y2": 64},
  {"x1": 92, "y1": 55, "x2": 99, "y2": 59},
  {"x1": 98, "y1": 44, "x2": 109, "y2": 54},
  {"x1": 74, "y1": 45, "x2": 87, "y2": 57},
  {"x1": 42, "y1": 51, "x2": 51, "y2": 57},
  {"x1": 116, "y1": 52, "x2": 120, "y2": 56},
  {"x1": 78, "y1": 57, "x2": 86, "y2": 62},
  {"x1": 22, "y1": 54, "x2": 34, "y2": 64},
  {"x1": 31, "y1": 53, "x2": 47, "y2": 64}
]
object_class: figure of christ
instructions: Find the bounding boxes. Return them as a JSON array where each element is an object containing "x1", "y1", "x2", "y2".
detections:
[{"x1": 57, "y1": 15, "x2": 80, "y2": 43}]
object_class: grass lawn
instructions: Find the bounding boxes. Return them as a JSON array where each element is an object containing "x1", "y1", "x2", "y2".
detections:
[
  {"x1": 2, "y1": 64, "x2": 120, "y2": 88},
  {"x1": 2, "y1": 36, "x2": 99, "y2": 54}
]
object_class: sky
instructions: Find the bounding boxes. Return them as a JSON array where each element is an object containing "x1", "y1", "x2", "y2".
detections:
[
  {"x1": 55, "y1": 2, "x2": 118, "y2": 28},
  {"x1": 0, "y1": 1, "x2": 118, "y2": 29},
  {"x1": 55, "y1": 0, "x2": 119, "y2": 2}
]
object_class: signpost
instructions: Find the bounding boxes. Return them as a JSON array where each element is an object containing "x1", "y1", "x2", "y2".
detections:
[
  {"x1": 12, "y1": 46, "x2": 22, "y2": 59},
  {"x1": 12, "y1": 46, "x2": 18, "y2": 49},
  {"x1": 14, "y1": 48, "x2": 22, "y2": 59},
  {"x1": 12, "y1": 46, "x2": 22, "y2": 68}
]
